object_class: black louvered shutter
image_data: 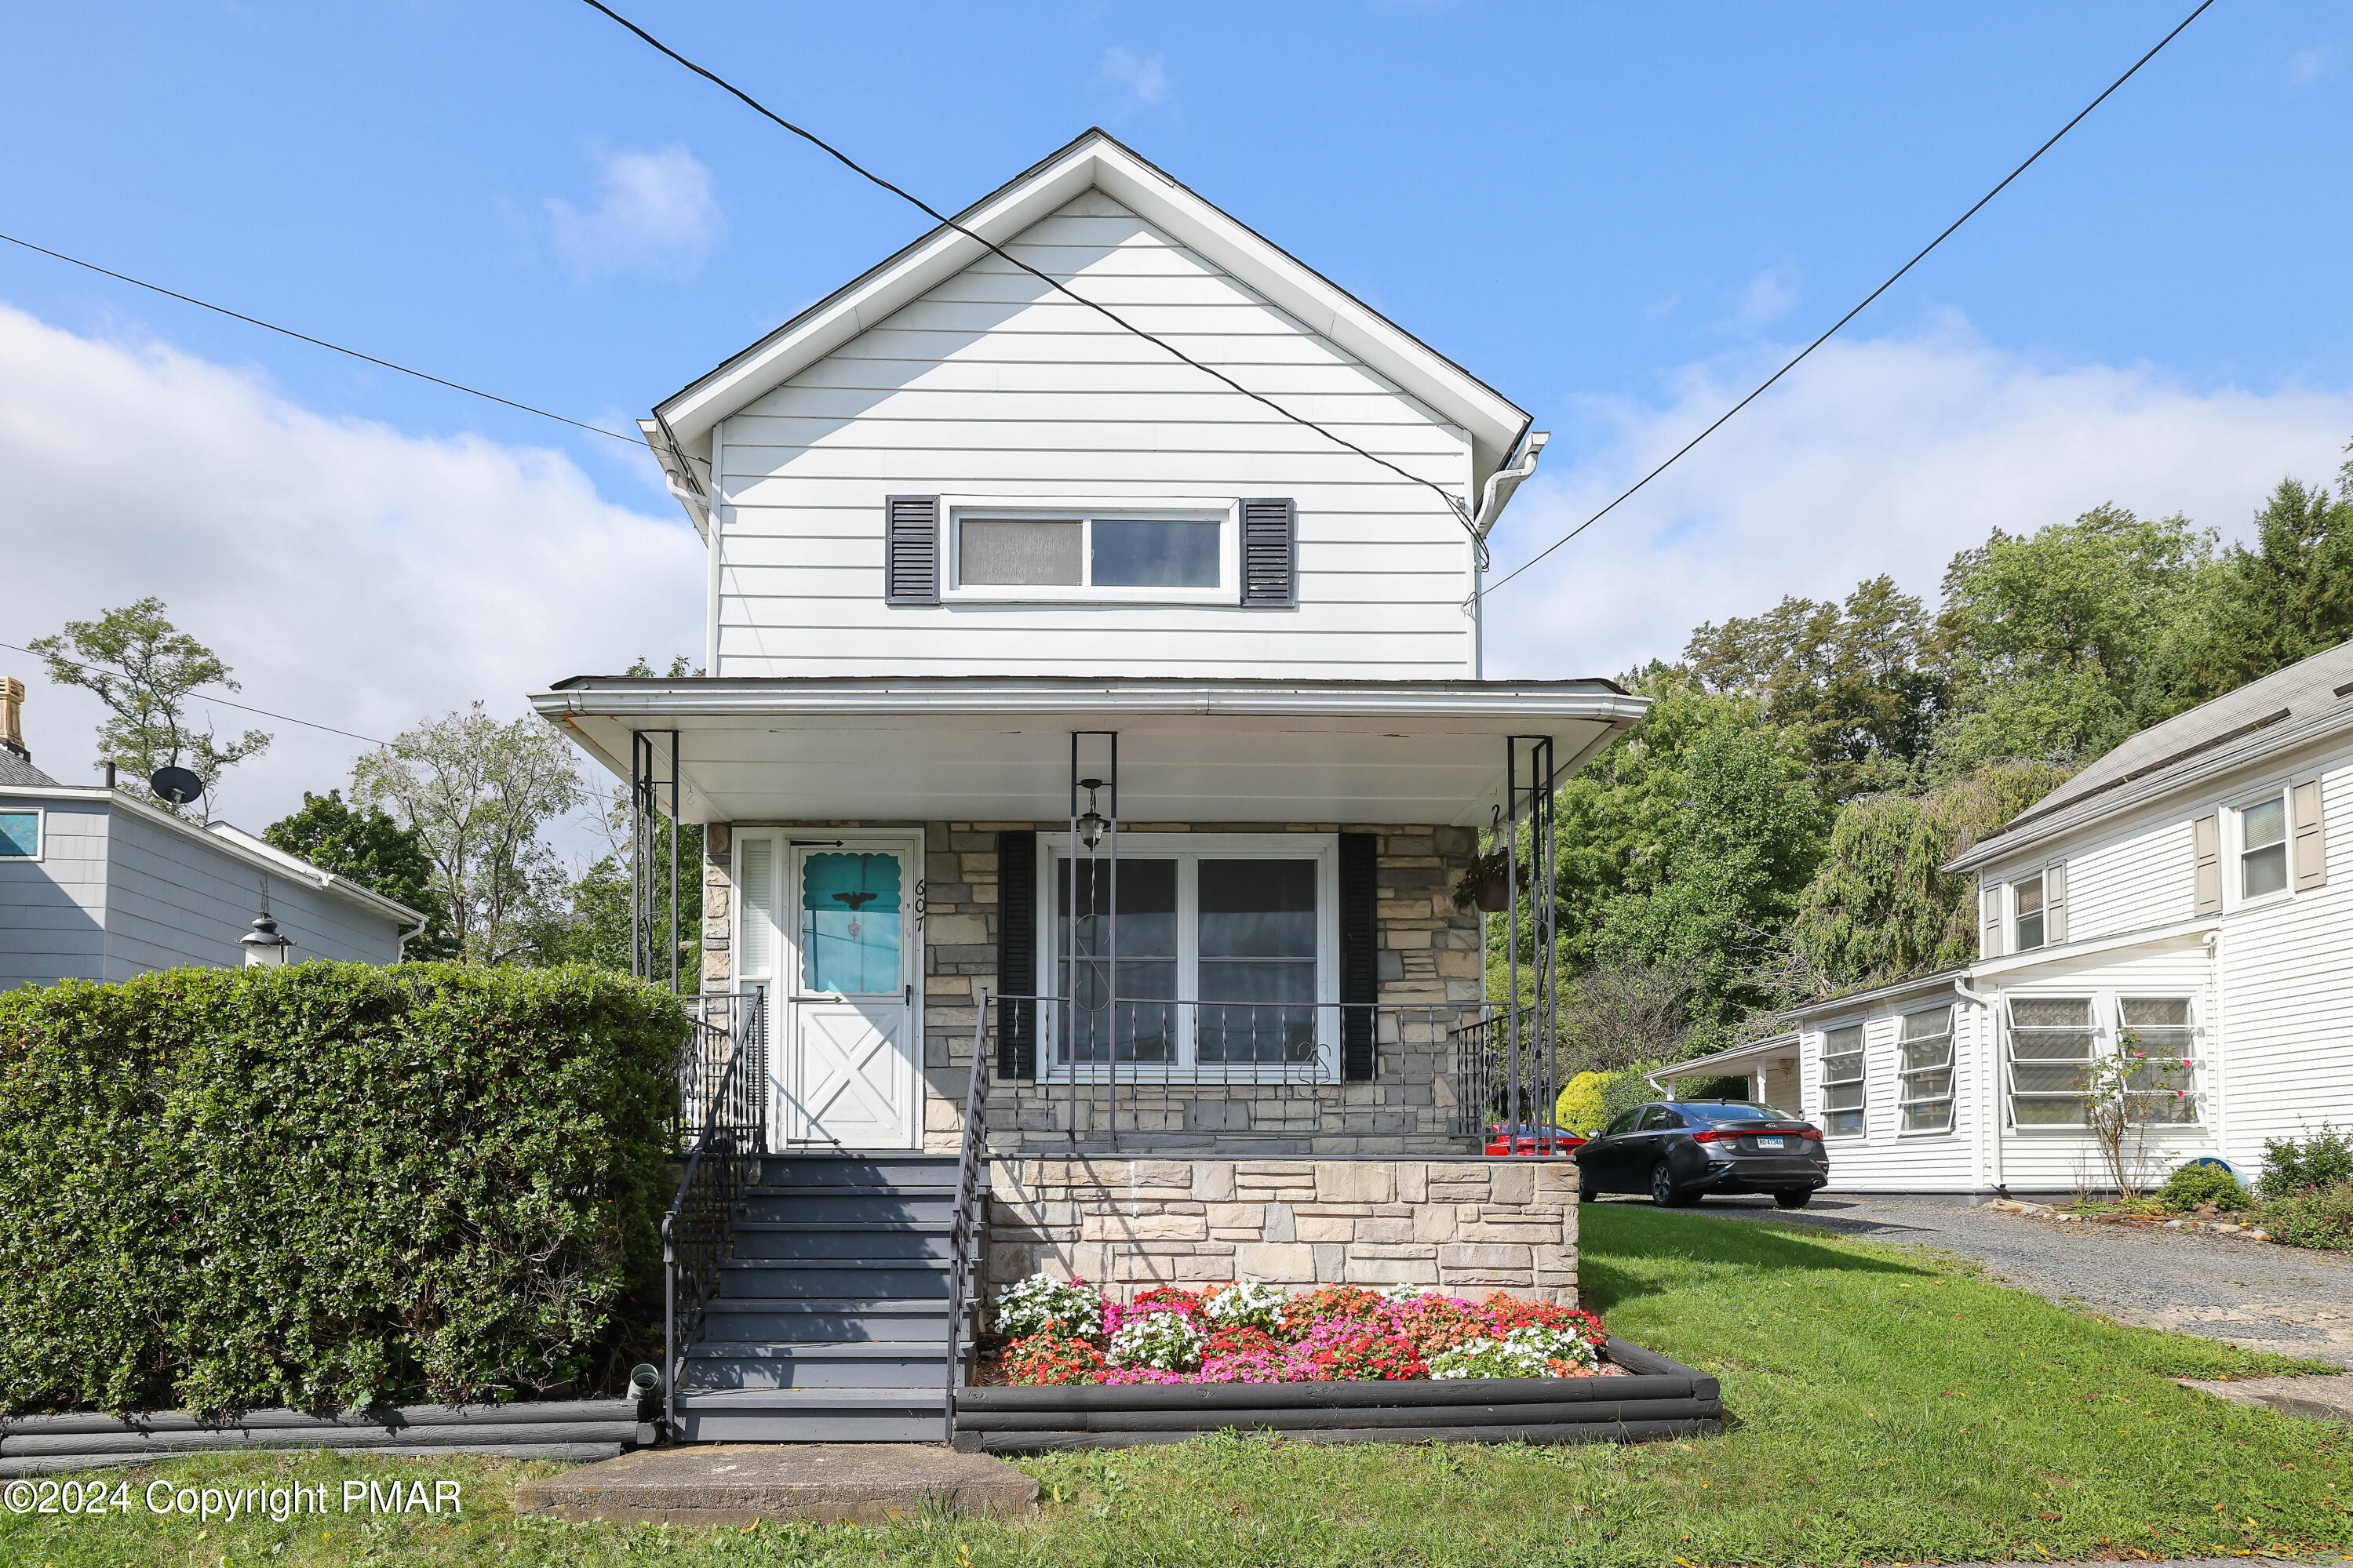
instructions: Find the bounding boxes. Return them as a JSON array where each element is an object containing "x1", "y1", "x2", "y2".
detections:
[
  {"x1": 996, "y1": 831, "x2": 1038, "y2": 1079},
  {"x1": 883, "y1": 494, "x2": 941, "y2": 605},
  {"x1": 1240, "y1": 497, "x2": 1296, "y2": 607},
  {"x1": 1339, "y1": 832, "x2": 1378, "y2": 1082}
]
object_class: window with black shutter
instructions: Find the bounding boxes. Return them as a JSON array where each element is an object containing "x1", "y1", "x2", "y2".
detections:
[
  {"x1": 1338, "y1": 832, "x2": 1378, "y2": 1081},
  {"x1": 883, "y1": 494, "x2": 941, "y2": 605},
  {"x1": 996, "y1": 830, "x2": 1037, "y2": 1079},
  {"x1": 1240, "y1": 497, "x2": 1296, "y2": 607}
]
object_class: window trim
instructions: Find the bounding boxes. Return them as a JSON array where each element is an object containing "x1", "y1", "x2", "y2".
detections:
[
  {"x1": 1034, "y1": 831, "x2": 1340, "y2": 1080},
  {"x1": 1817, "y1": 1021, "x2": 1867, "y2": 1140},
  {"x1": 1895, "y1": 1003, "x2": 1957, "y2": 1138},
  {"x1": 2230, "y1": 785, "x2": 2293, "y2": 908},
  {"x1": 942, "y1": 495, "x2": 1242, "y2": 606},
  {"x1": 0, "y1": 805, "x2": 42, "y2": 862}
]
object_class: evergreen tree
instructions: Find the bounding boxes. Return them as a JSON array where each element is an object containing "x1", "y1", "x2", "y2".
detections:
[{"x1": 2195, "y1": 464, "x2": 2353, "y2": 691}]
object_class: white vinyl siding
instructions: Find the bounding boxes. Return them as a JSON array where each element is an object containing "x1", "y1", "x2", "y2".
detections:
[{"x1": 712, "y1": 191, "x2": 1476, "y2": 679}]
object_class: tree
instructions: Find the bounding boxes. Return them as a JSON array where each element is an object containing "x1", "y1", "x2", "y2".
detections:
[
  {"x1": 264, "y1": 790, "x2": 461, "y2": 959},
  {"x1": 2193, "y1": 464, "x2": 2353, "y2": 693},
  {"x1": 27, "y1": 597, "x2": 270, "y2": 815},
  {"x1": 1788, "y1": 760, "x2": 2071, "y2": 991},
  {"x1": 351, "y1": 704, "x2": 585, "y2": 964},
  {"x1": 1683, "y1": 575, "x2": 1943, "y2": 798},
  {"x1": 1926, "y1": 505, "x2": 2223, "y2": 775}
]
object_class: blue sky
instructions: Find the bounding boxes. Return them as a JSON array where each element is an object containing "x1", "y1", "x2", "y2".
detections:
[{"x1": 2, "y1": 2, "x2": 2350, "y2": 831}]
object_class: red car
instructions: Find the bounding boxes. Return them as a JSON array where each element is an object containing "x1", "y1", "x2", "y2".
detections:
[{"x1": 1484, "y1": 1123, "x2": 1586, "y2": 1156}]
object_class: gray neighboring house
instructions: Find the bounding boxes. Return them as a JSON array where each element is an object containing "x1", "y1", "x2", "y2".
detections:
[{"x1": 1, "y1": 679, "x2": 422, "y2": 989}]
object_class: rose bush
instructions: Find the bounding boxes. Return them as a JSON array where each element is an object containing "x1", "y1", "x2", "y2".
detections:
[{"x1": 989, "y1": 1274, "x2": 1613, "y2": 1385}]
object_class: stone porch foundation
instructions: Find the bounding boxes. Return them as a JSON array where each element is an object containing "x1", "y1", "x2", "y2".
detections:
[{"x1": 985, "y1": 1155, "x2": 1579, "y2": 1304}]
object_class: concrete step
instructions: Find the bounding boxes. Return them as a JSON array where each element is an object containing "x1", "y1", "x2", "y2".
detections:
[
  {"x1": 715, "y1": 1258, "x2": 951, "y2": 1300},
  {"x1": 697, "y1": 1298, "x2": 950, "y2": 1344},
  {"x1": 727, "y1": 1222, "x2": 954, "y2": 1262},
  {"x1": 680, "y1": 1341, "x2": 952, "y2": 1391},
  {"x1": 670, "y1": 1388, "x2": 949, "y2": 1445}
]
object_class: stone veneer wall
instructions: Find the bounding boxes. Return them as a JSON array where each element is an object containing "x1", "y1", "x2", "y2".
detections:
[
  {"x1": 985, "y1": 1155, "x2": 1579, "y2": 1304},
  {"x1": 698, "y1": 821, "x2": 1489, "y2": 1156}
]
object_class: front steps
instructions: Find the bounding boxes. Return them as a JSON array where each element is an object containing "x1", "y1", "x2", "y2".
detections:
[{"x1": 671, "y1": 1152, "x2": 963, "y2": 1444}]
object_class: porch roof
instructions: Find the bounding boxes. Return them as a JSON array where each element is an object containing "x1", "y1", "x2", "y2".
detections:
[{"x1": 530, "y1": 675, "x2": 1645, "y2": 828}]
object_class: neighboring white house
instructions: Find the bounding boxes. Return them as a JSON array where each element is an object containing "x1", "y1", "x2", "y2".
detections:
[
  {"x1": 1, "y1": 680, "x2": 422, "y2": 988},
  {"x1": 1657, "y1": 637, "x2": 2353, "y2": 1195}
]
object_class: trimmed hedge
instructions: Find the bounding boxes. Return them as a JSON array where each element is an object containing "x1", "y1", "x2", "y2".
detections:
[{"x1": 0, "y1": 962, "x2": 684, "y2": 1417}]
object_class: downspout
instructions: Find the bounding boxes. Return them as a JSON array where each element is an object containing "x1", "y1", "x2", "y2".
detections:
[
  {"x1": 1466, "y1": 431, "x2": 1548, "y2": 681},
  {"x1": 1951, "y1": 973, "x2": 2002, "y2": 1196},
  {"x1": 2202, "y1": 926, "x2": 2227, "y2": 1166}
]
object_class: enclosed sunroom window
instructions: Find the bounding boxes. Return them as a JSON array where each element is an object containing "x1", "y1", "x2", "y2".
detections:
[
  {"x1": 2006, "y1": 996, "x2": 2096, "y2": 1126},
  {"x1": 1819, "y1": 1024, "x2": 1866, "y2": 1137},
  {"x1": 1896, "y1": 1006, "x2": 1954, "y2": 1133},
  {"x1": 2119, "y1": 996, "x2": 2199, "y2": 1125}
]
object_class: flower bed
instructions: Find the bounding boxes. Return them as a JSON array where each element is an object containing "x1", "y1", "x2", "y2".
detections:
[{"x1": 988, "y1": 1275, "x2": 1619, "y2": 1387}]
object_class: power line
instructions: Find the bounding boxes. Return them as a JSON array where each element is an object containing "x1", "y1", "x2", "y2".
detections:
[
  {"x1": 1, "y1": 641, "x2": 389, "y2": 747},
  {"x1": 0, "y1": 231, "x2": 642, "y2": 446},
  {"x1": 575, "y1": 0, "x2": 1481, "y2": 534},
  {"x1": 1481, "y1": 0, "x2": 2216, "y2": 598}
]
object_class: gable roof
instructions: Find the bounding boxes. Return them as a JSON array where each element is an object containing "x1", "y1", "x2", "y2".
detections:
[
  {"x1": 1950, "y1": 636, "x2": 2353, "y2": 872},
  {"x1": 0, "y1": 748, "x2": 56, "y2": 788},
  {"x1": 647, "y1": 128, "x2": 1531, "y2": 518}
]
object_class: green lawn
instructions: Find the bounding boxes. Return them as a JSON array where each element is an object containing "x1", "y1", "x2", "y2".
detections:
[{"x1": 7, "y1": 1205, "x2": 2351, "y2": 1566}]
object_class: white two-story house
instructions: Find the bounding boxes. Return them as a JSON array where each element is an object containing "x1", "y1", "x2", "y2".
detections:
[
  {"x1": 1659, "y1": 637, "x2": 2353, "y2": 1196},
  {"x1": 532, "y1": 130, "x2": 1636, "y2": 1441}
]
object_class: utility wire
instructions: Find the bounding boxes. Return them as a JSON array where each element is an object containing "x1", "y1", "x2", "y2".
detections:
[
  {"x1": 1482, "y1": 0, "x2": 2216, "y2": 597},
  {"x1": 0, "y1": 231, "x2": 643, "y2": 446},
  {"x1": 1, "y1": 641, "x2": 389, "y2": 747},
  {"x1": 576, "y1": 0, "x2": 1481, "y2": 533}
]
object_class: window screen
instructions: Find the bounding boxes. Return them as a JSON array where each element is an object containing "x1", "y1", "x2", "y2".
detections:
[
  {"x1": 1897, "y1": 1006, "x2": 1954, "y2": 1133},
  {"x1": 2008, "y1": 996, "x2": 2095, "y2": 1126},
  {"x1": 1820, "y1": 1024, "x2": 1866, "y2": 1137}
]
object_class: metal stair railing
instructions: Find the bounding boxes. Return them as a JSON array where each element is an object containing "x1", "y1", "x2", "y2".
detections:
[
  {"x1": 944, "y1": 986, "x2": 993, "y2": 1442},
  {"x1": 660, "y1": 988, "x2": 767, "y2": 1437}
]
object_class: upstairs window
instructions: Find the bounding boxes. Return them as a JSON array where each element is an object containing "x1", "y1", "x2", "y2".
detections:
[
  {"x1": 949, "y1": 505, "x2": 1233, "y2": 602},
  {"x1": 2238, "y1": 791, "x2": 2289, "y2": 900},
  {"x1": 2012, "y1": 871, "x2": 2045, "y2": 951},
  {"x1": 1819, "y1": 1024, "x2": 1866, "y2": 1137},
  {"x1": 0, "y1": 809, "x2": 38, "y2": 859}
]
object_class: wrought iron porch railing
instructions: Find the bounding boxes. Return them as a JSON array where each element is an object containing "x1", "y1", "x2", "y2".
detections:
[
  {"x1": 672, "y1": 988, "x2": 766, "y2": 1155},
  {"x1": 944, "y1": 987, "x2": 994, "y2": 1442},
  {"x1": 1446, "y1": 1004, "x2": 1570, "y2": 1148},
  {"x1": 660, "y1": 988, "x2": 766, "y2": 1436},
  {"x1": 972, "y1": 995, "x2": 1532, "y2": 1149}
]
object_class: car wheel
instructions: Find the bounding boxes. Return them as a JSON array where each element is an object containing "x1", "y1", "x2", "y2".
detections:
[
  {"x1": 1773, "y1": 1188, "x2": 1813, "y2": 1210},
  {"x1": 1578, "y1": 1181, "x2": 1598, "y2": 1204},
  {"x1": 1648, "y1": 1161, "x2": 1684, "y2": 1207}
]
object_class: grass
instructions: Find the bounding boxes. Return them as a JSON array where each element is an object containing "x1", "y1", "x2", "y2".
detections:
[{"x1": 6, "y1": 1204, "x2": 2351, "y2": 1566}]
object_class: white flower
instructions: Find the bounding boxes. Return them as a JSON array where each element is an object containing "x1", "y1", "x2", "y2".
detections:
[
  {"x1": 994, "y1": 1273, "x2": 1104, "y2": 1337},
  {"x1": 1105, "y1": 1311, "x2": 1203, "y2": 1371},
  {"x1": 1202, "y1": 1279, "x2": 1289, "y2": 1331},
  {"x1": 1427, "y1": 1326, "x2": 1597, "y2": 1380}
]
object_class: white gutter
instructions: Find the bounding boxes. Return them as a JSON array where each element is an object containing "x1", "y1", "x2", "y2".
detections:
[
  {"x1": 1950, "y1": 971, "x2": 2003, "y2": 1193},
  {"x1": 1465, "y1": 431, "x2": 1548, "y2": 680}
]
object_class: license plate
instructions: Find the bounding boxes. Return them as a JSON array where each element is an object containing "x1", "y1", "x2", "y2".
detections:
[{"x1": 1756, "y1": 1136, "x2": 1785, "y2": 1149}]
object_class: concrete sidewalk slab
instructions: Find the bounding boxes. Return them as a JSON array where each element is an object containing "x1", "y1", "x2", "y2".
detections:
[
  {"x1": 513, "y1": 1442, "x2": 1038, "y2": 1526},
  {"x1": 2176, "y1": 1373, "x2": 2353, "y2": 1424}
]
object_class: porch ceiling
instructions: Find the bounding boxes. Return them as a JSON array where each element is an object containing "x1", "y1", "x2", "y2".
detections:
[{"x1": 530, "y1": 676, "x2": 1645, "y2": 828}]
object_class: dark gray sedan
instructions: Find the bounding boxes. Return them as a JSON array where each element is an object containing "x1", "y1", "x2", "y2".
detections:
[{"x1": 1573, "y1": 1101, "x2": 1830, "y2": 1209}]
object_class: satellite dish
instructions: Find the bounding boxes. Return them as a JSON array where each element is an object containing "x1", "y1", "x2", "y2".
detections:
[{"x1": 149, "y1": 766, "x2": 204, "y2": 806}]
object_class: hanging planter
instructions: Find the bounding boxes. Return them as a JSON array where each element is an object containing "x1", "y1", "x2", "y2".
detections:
[{"x1": 1453, "y1": 849, "x2": 1529, "y2": 913}]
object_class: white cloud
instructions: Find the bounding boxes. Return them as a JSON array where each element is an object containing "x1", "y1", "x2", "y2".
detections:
[
  {"x1": 543, "y1": 144, "x2": 723, "y2": 280},
  {"x1": 1731, "y1": 265, "x2": 1801, "y2": 333},
  {"x1": 1096, "y1": 46, "x2": 1171, "y2": 111},
  {"x1": 0, "y1": 304, "x2": 701, "y2": 849},
  {"x1": 1481, "y1": 315, "x2": 2353, "y2": 682},
  {"x1": 2289, "y1": 44, "x2": 2328, "y2": 84}
]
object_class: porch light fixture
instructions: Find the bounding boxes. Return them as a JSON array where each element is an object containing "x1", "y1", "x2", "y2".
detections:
[
  {"x1": 1076, "y1": 778, "x2": 1109, "y2": 851},
  {"x1": 242, "y1": 879, "x2": 294, "y2": 967}
]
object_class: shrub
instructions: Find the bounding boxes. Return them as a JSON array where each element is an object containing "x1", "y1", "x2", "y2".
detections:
[
  {"x1": 0, "y1": 962, "x2": 683, "y2": 1415},
  {"x1": 1555, "y1": 1071, "x2": 1613, "y2": 1134},
  {"x1": 2257, "y1": 1124, "x2": 2353, "y2": 1199},
  {"x1": 2157, "y1": 1160, "x2": 2250, "y2": 1213},
  {"x1": 2260, "y1": 1181, "x2": 2353, "y2": 1252}
]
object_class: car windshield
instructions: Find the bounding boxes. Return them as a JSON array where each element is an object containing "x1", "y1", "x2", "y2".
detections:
[{"x1": 1683, "y1": 1103, "x2": 1783, "y2": 1122}]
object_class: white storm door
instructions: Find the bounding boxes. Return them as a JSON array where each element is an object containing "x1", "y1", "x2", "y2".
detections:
[{"x1": 782, "y1": 843, "x2": 919, "y2": 1149}]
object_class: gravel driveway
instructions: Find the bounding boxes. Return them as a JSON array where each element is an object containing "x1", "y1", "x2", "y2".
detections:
[{"x1": 1606, "y1": 1191, "x2": 2353, "y2": 1366}]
